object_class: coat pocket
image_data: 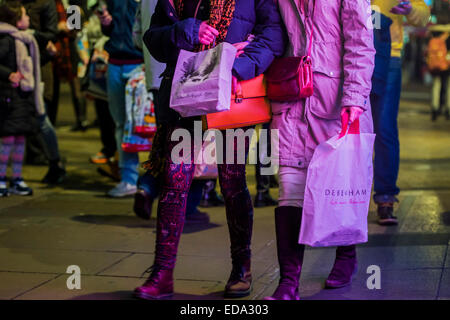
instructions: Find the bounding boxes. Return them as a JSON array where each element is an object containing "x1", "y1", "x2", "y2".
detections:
[
  {"x1": 270, "y1": 100, "x2": 295, "y2": 115},
  {"x1": 308, "y1": 72, "x2": 342, "y2": 120}
]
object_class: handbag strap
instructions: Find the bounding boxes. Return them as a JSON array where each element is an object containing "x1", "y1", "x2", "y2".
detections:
[
  {"x1": 306, "y1": 0, "x2": 315, "y2": 57},
  {"x1": 290, "y1": 0, "x2": 315, "y2": 57}
]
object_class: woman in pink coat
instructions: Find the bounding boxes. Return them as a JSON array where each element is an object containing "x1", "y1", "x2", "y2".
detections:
[{"x1": 265, "y1": 0, "x2": 376, "y2": 300}]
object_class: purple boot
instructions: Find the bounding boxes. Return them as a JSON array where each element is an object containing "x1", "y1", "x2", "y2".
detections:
[
  {"x1": 264, "y1": 206, "x2": 305, "y2": 300},
  {"x1": 325, "y1": 245, "x2": 357, "y2": 289},
  {"x1": 134, "y1": 161, "x2": 195, "y2": 300}
]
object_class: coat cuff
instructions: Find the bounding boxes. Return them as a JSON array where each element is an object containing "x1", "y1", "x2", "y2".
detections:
[
  {"x1": 232, "y1": 57, "x2": 255, "y2": 81},
  {"x1": 175, "y1": 18, "x2": 202, "y2": 50},
  {"x1": 191, "y1": 19, "x2": 202, "y2": 46},
  {"x1": 341, "y1": 92, "x2": 369, "y2": 111}
]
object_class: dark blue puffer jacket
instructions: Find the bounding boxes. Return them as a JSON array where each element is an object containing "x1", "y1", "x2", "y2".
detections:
[
  {"x1": 103, "y1": 0, "x2": 143, "y2": 61},
  {"x1": 143, "y1": 0, "x2": 286, "y2": 123}
]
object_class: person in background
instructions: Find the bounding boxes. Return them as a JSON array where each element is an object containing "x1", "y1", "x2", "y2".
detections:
[
  {"x1": 19, "y1": 0, "x2": 66, "y2": 185},
  {"x1": 254, "y1": 122, "x2": 278, "y2": 208},
  {"x1": 371, "y1": 0, "x2": 430, "y2": 226},
  {"x1": 131, "y1": 0, "x2": 210, "y2": 224},
  {"x1": 370, "y1": 8, "x2": 392, "y2": 216},
  {"x1": 427, "y1": 25, "x2": 450, "y2": 120},
  {"x1": 78, "y1": 0, "x2": 118, "y2": 173},
  {"x1": 0, "y1": 0, "x2": 42, "y2": 197},
  {"x1": 50, "y1": 0, "x2": 89, "y2": 131},
  {"x1": 98, "y1": 0, "x2": 144, "y2": 198},
  {"x1": 428, "y1": 0, "x2": 450, "y2": 121},
  {"x1": 199, "y1": 179, "x2": 224, "y2": 207}
]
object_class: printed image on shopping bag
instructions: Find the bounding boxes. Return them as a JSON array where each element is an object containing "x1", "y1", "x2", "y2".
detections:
[
  {"x1": 177, "y1": 49, "x2": 219, "y2": 87},
  {"x1": 170, "y1": 42, "x2": 237, "y2": 118}
]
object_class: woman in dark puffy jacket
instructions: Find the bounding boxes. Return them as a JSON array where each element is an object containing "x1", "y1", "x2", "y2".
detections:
[
  {"x1": 133, "y1": 0, "x2": 286, "y2": 300},
  {"x1": 0, "y1": 1, "x2": 41, "y2": 197}
]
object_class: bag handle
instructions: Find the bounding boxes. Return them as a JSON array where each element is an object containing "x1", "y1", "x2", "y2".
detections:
[{"x1": 339, "y1": 110, "x2": 360, "y2": 139}]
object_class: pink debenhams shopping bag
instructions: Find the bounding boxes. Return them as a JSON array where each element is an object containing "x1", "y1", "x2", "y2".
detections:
[{"x1": 299, "y1": 115, "x2": 376, "y2": 247}]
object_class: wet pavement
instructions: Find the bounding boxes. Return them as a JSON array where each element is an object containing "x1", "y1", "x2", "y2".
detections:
[{"x1": 0, "y1": 84, "x2": 449, "y2": 300}]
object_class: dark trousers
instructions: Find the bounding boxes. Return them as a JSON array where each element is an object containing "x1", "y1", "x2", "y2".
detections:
[
  {"x1": 49, "y1": 70, "x2": 87, "y2": 126},
  {"x1": 255, "y1": 122, "x2": 273, "y2": 192},
  {"x1": 94, "y1": 99, "x2": 116, "y2": 158},
  {"x1": 372, "y1": 57, "x2": 402, "y2": 203}
]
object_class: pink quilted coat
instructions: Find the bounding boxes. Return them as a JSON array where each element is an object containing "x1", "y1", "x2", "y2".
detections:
[{"x1": 271, "y1": 0, "x2": 376, "y2": 168}]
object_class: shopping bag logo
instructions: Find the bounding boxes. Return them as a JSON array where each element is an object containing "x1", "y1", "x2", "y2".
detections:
[{"x1": 324, "y1": 188, "x2": 370, "y2": 206}]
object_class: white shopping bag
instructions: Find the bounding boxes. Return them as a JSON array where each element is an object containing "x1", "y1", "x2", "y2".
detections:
[
  {"x1": 170, "y1": 42, "x2": 237, "y2": 118},
  {"x1": 299, "y1": 116, "x2": 376, "y2": 247},
  {"x1": 122, "y1": 65, "x2": 152, "y2": 153}
]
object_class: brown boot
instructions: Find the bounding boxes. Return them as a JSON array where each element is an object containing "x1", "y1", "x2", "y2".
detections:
[
  {"x1": 225, "y1": 259, "x2": 252, "y2": 298},
  {"x1": 377, "y1": 202, "x2": 398, "y2": 226}
]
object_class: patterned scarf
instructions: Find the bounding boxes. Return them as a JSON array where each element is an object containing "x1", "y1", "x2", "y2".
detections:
[{"x1": 174, "y1": 0, "x2": 236, "y2": 50}]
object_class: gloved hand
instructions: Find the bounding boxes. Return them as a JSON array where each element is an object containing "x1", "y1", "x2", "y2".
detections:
[{"x1": 390, "y1": 0, "x2": 413, "y2": 15}]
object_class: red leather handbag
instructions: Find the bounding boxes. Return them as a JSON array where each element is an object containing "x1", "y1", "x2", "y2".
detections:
[
  {"x1": 203, "y1": 74, "x2": 271, "y2": 130},
  {"x1": 266, "y1": 55, "x2": 313, "y2": 101},
  {"x1": 266, "y1": 0, "x2": 315, "y2": 102}
]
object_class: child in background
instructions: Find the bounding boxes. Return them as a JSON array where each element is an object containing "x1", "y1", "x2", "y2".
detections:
[{"x1": 0, "y1": 0, "x2": 43, "y2": 197}]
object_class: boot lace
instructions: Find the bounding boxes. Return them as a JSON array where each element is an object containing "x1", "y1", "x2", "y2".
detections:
[{"x1": 141, "y1": 265, "x2": 162, "y2": 285}]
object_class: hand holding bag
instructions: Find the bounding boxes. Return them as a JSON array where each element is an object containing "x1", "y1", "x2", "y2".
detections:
[
  {"x1": 266, "y1": 0, "x2": 315, "y2": 101},
  {"x1": 299, "y1": 112, "x2": 376, "y2": 247}
]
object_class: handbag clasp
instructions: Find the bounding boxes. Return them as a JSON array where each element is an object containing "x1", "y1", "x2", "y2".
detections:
[{"x1": 235, "y1": 82, "x2": 243, "y2": 103}]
